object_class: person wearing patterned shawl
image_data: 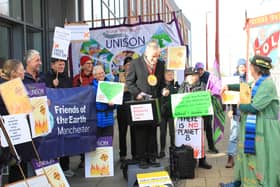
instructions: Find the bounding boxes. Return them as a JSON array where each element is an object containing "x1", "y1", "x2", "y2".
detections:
[{"x1": 220, "y1": 55, "x2": 280, "y2": 187}]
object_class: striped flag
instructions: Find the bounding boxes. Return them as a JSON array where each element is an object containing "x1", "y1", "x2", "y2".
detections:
[{"x1": 207, "y1": 60, "x2": 225, "y2": 144}]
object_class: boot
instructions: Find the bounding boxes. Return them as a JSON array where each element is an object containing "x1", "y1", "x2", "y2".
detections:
[
  {"x1": 225, "y1": 155, "x2": 234, "y2": 168},
  {"x1": 198, "y1": 158, "x2": 212, "y2": 169}
]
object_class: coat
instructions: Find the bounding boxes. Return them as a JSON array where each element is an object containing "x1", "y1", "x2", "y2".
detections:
[{"x1": 126, "y1": 56, "x2": 166, "y2": 99}]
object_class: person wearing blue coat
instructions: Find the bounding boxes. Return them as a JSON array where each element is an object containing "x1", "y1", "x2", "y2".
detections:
[{"x1": 92, "y1": 65, "x2": 115, "y2": 138}]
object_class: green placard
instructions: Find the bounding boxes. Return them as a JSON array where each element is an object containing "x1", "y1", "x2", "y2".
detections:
[{"x1": 171, "y1": 91, "x2": 213, "y2": 118}]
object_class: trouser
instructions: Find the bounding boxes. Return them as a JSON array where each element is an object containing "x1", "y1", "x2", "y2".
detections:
[
  {"x1": 8, "y1": 162, "x2": 28, "y2": 183},
  {"x1": 60, "y1": 156, "x2": 70, "y2": 171},
  {"x1": 117, "y1": 105, "x2": 136, "y2": 158},
  {"x1": 227, "y1": 116, "x2": 240, "y2": 156},
  {"x1": 134, "y1": 125, "x2": 157, "y2": 161},
  {"x1": 160, "y1": 116, "x2": 175, "y2": 152},
  {"x1": 96, "y1": 126, "x2": 114, "y2": 138},
  {"x1": 203, "y1": 115, "x2": 215, "y2": 150}
]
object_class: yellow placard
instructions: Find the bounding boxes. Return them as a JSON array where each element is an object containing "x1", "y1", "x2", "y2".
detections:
[{"x1": 240, "y1": 83, "x2": 251, "y2": 104}]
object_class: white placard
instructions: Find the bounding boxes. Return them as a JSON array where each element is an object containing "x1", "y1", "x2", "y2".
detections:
[
  {"x1": 130, "y1": 104, "x2": 154, "y2": 121},
  {"x1": 34, "y1": 163, "x2": 70, "y2": 187},
  {"x1": 5, "y1": 174, "x2": 51, "y2": 187},
  {"x1": 175, "y1": 117, "x2": 204, "y2": 159},
  {"x1": 64, "y1": 24, "x2": 90, "y2": 41},
  {"x1": 51, "y1": 27, "x2": 71, "y2": 60},
  {"x1": 221, "y1": 76, "x2": 240, "y2": 86},
  {"x1": 96, "y1": 81, "x2": 125, "y2": 105},
  {"x1": 1, "y1": 114, "x2": 32, "y2": 147}
]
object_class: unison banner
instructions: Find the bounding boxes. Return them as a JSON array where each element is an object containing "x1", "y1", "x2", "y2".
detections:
[
  {"x1": 35, "y1": 86, "x2": 97, "y2": 160},
  {"x1": 70, "y1": 19, "x2": 183, "y2": 79}
]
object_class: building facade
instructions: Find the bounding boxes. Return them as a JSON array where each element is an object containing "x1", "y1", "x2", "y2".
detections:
[{"x1": 0, "y1": 0, "x2": 191, "y2": 72}]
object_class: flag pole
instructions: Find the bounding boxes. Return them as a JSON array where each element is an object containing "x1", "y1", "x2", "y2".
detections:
[{"x1": 215, "y1": 0, "x2": 220, "y2": 65}]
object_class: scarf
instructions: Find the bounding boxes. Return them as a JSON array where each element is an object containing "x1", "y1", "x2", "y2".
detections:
[{"x1": 244, "y1": 75, "x2": 268, "y2": 154}]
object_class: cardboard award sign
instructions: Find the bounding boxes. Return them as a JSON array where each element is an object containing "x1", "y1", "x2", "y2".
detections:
[{"x1": 126, "y1": 99, "x2": 161, "y2": 125}]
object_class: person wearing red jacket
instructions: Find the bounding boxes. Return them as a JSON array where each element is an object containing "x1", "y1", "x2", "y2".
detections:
[{"x1": 73, "y1": 56, "x2": 94, "y2": 87}]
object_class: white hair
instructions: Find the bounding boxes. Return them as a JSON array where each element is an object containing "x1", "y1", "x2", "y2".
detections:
[
  {"x1": 24, "y1": 49, "x2": 40, "y2": 64},
  {"x1": 145, "y1": 40, "x2": 160, "y2": 54},
  {"x1": 93, "y1": 65, "x2": 104, "y2": 75}
]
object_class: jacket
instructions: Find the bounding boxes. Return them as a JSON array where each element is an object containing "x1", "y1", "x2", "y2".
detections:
[
  {"x1": 93, "y1": 79, "x2": 115, "y2": 128},
  {"x1": 44, "y1": 70, "x2": 72, "y2": 88},
  {"x1": 160, "y1": 80, "x2": 179, "y2": 118}
]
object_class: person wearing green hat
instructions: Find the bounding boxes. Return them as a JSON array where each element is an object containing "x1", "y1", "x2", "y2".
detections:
[{"x1": 220, "y1": 55, "x2": 279, "y2": 187}]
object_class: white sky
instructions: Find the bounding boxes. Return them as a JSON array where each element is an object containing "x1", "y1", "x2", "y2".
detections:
[{"x1": 174, "y1": 0, "x2": 279, "y2": 75}]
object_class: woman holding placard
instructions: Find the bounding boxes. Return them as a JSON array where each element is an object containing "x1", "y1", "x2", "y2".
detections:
[
  {"x1": 0, "y1": 59, "x2": 26, "y2": 183},
  {"x1": 220, "y1": 55, "x2": 279, "y2": 187}
]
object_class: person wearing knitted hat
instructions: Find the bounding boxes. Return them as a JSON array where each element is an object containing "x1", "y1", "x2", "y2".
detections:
[
  {"x1": 220, "y1": 55, "x2": 279, "y2": 187},
  {"x1": 73, "y1": 56, "x2": 94, "y2": 87},
  {"x1": 72, "y1": 56, "x2": 94, "y2": 168},
  {"x1": 178, "y1": 67, "x2": 212, "y2": 169},
  {"x1": 194, "y1": 62, "x2": 219, "y2": 154},
  {"x1": 224, "y1": 58, "x2": 247, "y2": 169}
]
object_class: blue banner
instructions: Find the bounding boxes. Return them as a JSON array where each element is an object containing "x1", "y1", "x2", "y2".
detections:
[{"x1": 35, "y1": 86, "x2": 97, "y2": 160}]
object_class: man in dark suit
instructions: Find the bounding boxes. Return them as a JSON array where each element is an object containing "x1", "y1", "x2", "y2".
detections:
[{"x1": 126, "y1": 40, "x2": 169, "y2": 169}]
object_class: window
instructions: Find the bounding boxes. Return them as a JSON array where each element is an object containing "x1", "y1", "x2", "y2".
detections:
[
  {"x1": 25, "y1": 0, "x2": 41, "y2": 26},
  {"x1": 26, "y1": 27, "x2": 42, "y2": 54},
  {"x1": 0, "y1": 0, "x2": 22, "y2": 20},
  {"x1": 0, "y1": 25, "x2": 11, "y2": 60}
]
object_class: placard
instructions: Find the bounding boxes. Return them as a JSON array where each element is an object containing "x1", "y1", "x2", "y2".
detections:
[
  {"x1": 96, "y1": 81, "x2": 125, "y2": 105},
  {"x1": 221, "y1": 91, "x2": 240, "y2": 104},
  {"x1": 0, "y1": 114, "x2": 32, "y2": 147},
  {"x1": 51, "y1": 26, "x2": 71, "y2": 60},
  {"x1": 240, "y1": 83, "x2": 251, "y2": 104},
  {"x1": 85, "y1": 136, "x2": 114, "y2": 178},
  {"x1": 64, "y1": 23, "x2": 90, "y2": 41},
  {"x1": 221, "y1": 76, "x2": 240, "y2": 85},
  {"x1": 130, "y1": 103, "x2": 154, "y2": 121},
  {"x1": 171, "y1": 91, "x2": 213, "y2": 118},
  {"x1": 0, "y1": 78, "x2": 32, "y2": 114},
  {"x1": 174, "y1": 117, "x2": 204, "y2": 159},
  {"x1": 137, "y1": 171, "x2": 174, "y2": 187},
  {"x1": 167, "y1": 46, "x2": 186, "y2": 70},
  {"x1": 5, "y1": 174, "x2": 51, "y2": 187},
  {"x1": 32, "y1": 159, "x2": 70, "y2": 187}
]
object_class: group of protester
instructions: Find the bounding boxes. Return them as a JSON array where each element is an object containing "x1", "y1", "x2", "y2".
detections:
[{"x1": 0, "y1": 39, "x2": 279, "y2": 187}]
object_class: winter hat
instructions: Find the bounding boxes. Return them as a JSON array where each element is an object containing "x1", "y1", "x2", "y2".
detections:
[
  {"x1": 237, "y1": 58, "x2": 246, "y2": 67},
  {"x1": 80, "y1": 56, "x2": 92, "y2": 66}
]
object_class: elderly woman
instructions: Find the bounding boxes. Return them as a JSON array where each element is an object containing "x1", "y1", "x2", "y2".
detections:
[{"x1": 220, "y1": 55, "x2": 280, "y2": 187}]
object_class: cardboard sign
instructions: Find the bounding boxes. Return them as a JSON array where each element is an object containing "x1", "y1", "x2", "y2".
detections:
[
  {"x1": 32, "y1": 159, "x2": 70, "y2": 187},
  {"x1": 51, "y1": 27, "x2": 71, "y2": 60},
  {"x1": 5, "y1": 174, "x2": 51, "y2": 187},
  {"x1": 96, "y1": 81, "x2": 125, "y2": 105},
  {"x1": 240, "y1": 83, "x2": 251, "y2": 104},
  {"x1": 0, "y1": 78, "x2": 32, "y2": 114},
  {"x1": 85, "y1": 136, "x2": 114, "y2": 178},
  {"x1": 174, "y1": 117, "x2": 204, "y2": 159},
  {"x1": 167, "y1": 46, "x2": 186, "y2": 70},
  {"x1": 221, "y1": 91, "x2": 240, "y2": 104},
  {"x1": 0, "y1": 114, "x2": 32, "y2": 147},
  {"x1": 137, "y1": 171, "x2": 173, "y2": 187},
  {"x1": 171, "y1": 91, "x2": 213, "y2": 118}
]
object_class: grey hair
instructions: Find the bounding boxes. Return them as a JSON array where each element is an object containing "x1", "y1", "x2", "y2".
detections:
[
  {"x1": 24, "y1": 49, "x2": 40, "y2": 64},
  {"x1": 145, "y1": 40, "x2": 160, "y2": 53},
  {"x1": 93, "y1": 64, "x2": 104, "y2": 75}
]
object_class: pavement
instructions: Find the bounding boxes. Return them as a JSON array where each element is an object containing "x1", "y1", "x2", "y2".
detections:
[
  {"x1": 67, "y1": 116, "x2": 234, "y2": 187},
  {"x1": 1, "y1": 116, "x2": 234, "y2": 187}
]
